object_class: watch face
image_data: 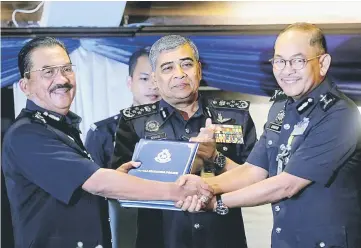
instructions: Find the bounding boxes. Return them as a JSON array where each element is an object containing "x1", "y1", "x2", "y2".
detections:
[
  {"x1": 215, "y1": 153, "x2": 226, "y2": 168},
  {"x1": 216, "y1": 205, "x2": 229, "y2": 215}
]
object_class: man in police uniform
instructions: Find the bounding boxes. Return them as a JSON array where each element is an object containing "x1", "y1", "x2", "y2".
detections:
[
  {"x1": 85, "y1": 48, "x2": 161, "y2": 248},
  {"x1": 188, "y1": 23, "x2": 361, "y2": 248},
  {"x1": 2, "y1": 37, "x2": 212, "y2": 248},
  {"x1": 111, "y1": 35, "x2": 257, "y2": 248}
]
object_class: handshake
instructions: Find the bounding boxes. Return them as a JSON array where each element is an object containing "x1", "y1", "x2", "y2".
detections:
[
  {"x1": 174, "y1": 174, "x2": 216, "y2": 212},
  {"x1": 173, "y1": 118, "x2": 220, "y2": 213}
]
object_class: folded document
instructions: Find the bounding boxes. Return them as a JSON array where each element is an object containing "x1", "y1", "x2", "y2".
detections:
[{"x1": 118, "y1": 138, "x2": 199, "y2": 211}]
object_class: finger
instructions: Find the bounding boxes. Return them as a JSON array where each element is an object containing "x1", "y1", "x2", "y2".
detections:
[
  {"x1": 205, "y1": 118, "x2": 213, "y2": 128},
  {"x1": 199, "y1": 187, "x2": 213, "y2": 199},
  {"x1": 176, "y1": 176, "x2": 187, "y2": 186},
  {"x1": 181, "y1": 196, "x2": 193, "y2": 211},
  {"x1": 187, "y1": 195, "x2": 199, "y2": 212},
  {"x1": 129, "y1": 161, "x2": 141, "y2": 168},
  {"x1": 175, "y1": 200, "x2": 183, "y2": 208},
  {"x1": 195, "y1": 199, "x2": 203, "y2": 212},
  {"x1": 117, "y1": 161, "x2": 141, "y2": 172}
]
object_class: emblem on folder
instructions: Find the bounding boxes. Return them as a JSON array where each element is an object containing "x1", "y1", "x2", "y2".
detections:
[{"x1": 155, "y1": 149, "x2": 172, "y2": 163}]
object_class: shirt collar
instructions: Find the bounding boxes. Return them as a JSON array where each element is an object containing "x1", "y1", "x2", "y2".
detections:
[
  {"x1": 287, "y1": 77, "x2": 335, "y2": 115},
  {"x1": 26, "y1": 99, "x2": 82, "y2": 126},
  {"x1": 158, "y1": 94, "x2": 205, "y2": 118}
]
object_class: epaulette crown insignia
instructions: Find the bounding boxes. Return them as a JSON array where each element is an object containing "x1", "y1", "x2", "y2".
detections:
[
  {"x1": 211, "y1": 99, "x2": 250, "y2": 111},
  {"x1": 122, "y1": 103, "x2": 158, "y2": 120}
]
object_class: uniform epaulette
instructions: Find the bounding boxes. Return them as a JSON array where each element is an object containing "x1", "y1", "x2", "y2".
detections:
[
  {"x1": 121, "y1": 103, "x2": 158, "y2": 120},
  {"x1": 91, "y1": 114, "x2": 121, "y2": 131},
  {"x1": 210, "y1": 99, "x2": 250, "y2": 111},
  {"x1": 270, "y1": 90, "x2": 288, "y2": 102}
]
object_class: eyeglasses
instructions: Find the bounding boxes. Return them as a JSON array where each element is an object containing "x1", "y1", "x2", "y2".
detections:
[
  {"x1": 269, "y1": 55, "x2": 322, "y2": 70},
  {"x1": 24, "y1": 64, "x2": 76, "y2": 79}
]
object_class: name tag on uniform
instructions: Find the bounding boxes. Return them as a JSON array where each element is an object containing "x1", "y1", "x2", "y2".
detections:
[
  {"x1": 145, "y1": 132, "x2": 167, "y2": 140},
  {"x1": 266, "y1": 122, "x2": 282, "y2": 133},
  {"x1": 214, "y1": 124, "x2": 244, "y2": 144}
]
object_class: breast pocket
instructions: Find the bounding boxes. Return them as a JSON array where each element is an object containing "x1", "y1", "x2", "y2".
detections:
[
  {"x1": 296, "y1": 225, "x2": 347, "y2": 248},
  {"x1": 265, "y1": 130, "x2": 280, "y2": 161}
]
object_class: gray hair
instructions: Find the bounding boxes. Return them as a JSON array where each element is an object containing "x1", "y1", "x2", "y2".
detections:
[{"x1": 149, "y1": 35, "x2": 199, "y2": 70}]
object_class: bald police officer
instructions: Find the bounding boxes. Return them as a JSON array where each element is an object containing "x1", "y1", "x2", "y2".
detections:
[
  {"x1": 85, "y1": 48, "x2": 161, "y2": 248},
  {"x1": 111, "y1": 35, "x2": 257, "y2": 248},
  {"x1": 189, "y1": 22, "x2": 361, "y2": 248}
]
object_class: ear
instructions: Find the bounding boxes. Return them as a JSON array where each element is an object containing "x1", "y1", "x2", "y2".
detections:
[
  {"x1": 198, "y1": 61, "x2": 202, "y2": 81},
  {"x1": 19, "y1": 78, "x2": 31, "y2": 97},
  {"x1": 126, "y1": 75, "x2": 132, "y2": 90},
  {"x1": 319, "y1": 54, "x2": 331, "y2": 77}
]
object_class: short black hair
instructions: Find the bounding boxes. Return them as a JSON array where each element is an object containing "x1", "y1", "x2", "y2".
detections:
[
  {"x1": 128, "y1": 47, "x2": 150, "y2": 77},
  {"x1": 279, "y1": 22, "x2": 328, "y2": 55},
  {"x1": 18, "y1": 37, "x2": 70, "y2": 78}
]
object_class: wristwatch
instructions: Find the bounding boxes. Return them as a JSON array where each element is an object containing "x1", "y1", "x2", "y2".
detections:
[
  {"x1": 213, "y1": 151, "x2": 226, "y2": 170},
  {"x1": 215, "y1": 194, "x2": 229, "y2": 215}
]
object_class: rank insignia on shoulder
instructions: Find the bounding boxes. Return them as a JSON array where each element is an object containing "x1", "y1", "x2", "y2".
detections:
[
  {"x1": 270, "y1": 90, "x2": 288, "y2": 102},
  {"x1": 216, "y1": 113, "x2": 232, "y2": 124},
  {"x1": 121, "y1": 103, "x2": 158, "y2": 120},
  {"x1": 90, "y1": 123, "x2": 98, "y2": 131},
  {"x1": 319, "y1": 92, "x2": 338, "y2": 112},
  {"x1": 211, "y1": 99, "x2": 250, "y2": 111}
]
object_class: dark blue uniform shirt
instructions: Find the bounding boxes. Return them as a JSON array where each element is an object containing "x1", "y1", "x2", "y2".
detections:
[
  {"x1": 247, "y1": 78, "x2": 361, "y2": 248},
  {"x1": 85, "y1": 114, "x2": 139, "y2": 248},
  {"x1": 111, "y1": 96, "x2": 257, "y2": 248},
  {"x1": 2, "y1": 100, "x2": 111, "y2": 248},
  {"x1": 85, "y1": 114, "x2": 121, "y2": 168}
]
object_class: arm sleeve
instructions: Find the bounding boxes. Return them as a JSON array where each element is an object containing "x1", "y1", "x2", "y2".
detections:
[
  {"x1": 240, "y1": 112, "x2": 258, "y2": 162},
  {"x1": 85, "y1": 129, "x2": 106, "y2": 167},
  {"x1": 246, "y1": 127, "x2": 270, "y2": 171},
  {"x1": 110, "y1": 117, "x2": 140, "y2": 169},
  {"x1": 284, "y1": 107, "x2": 360, "y2": 185},
  {"x1": 9, "y1": 124, "x2": 100, "y2": 204}
]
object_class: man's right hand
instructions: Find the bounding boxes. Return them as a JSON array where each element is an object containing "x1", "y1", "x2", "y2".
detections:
[{"x1": 174, "y1": 174, "x2": 214, "y2": 212}]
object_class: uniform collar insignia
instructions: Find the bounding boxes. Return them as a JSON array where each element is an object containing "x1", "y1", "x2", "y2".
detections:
[
  {"x1": 319, "y1": 92, "x2": 338, "y2": 112},
  {"x1": 296, "y1": 97, "x2": 314, "y2": 115},
  {"x1": 270, "y1": 90, "x2": 287, "y2": 102}
]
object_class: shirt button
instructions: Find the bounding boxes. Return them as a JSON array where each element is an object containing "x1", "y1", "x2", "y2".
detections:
[
  {"x1": 77, "y1": 242, "x2": 83, "y2": 248},
  {"x1": 274, "y1": 206, "x2": 280, "y2": 212},
  {"x1": 275, "y1": 227, "x2": 282, "y2": 234},
  {"x1": 283, "y1": 124, "x2": 290, "y2": 130},
  {"x1": 194, "y1": 223, "x2": 200, "y2": 229},
  {"x1": 268, "y1": 140, "x2": 273, "y2": 145},
  {"x1": 185, "y1": 128, "x2": 190, "y2": 134},
  {"x1": 319, "y1": 242, "x2": 325, "y2": 248},
  {"x1": 108, "y1": 217, "x2": 111, "y2": 222},
  {"x1": 222, "y1": 146, "x2": 228, "y2": 152}
]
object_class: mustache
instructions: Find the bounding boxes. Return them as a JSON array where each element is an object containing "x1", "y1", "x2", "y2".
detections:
[{"x1": 49, "y1": 83, "x2": 73, "y2": 93}]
